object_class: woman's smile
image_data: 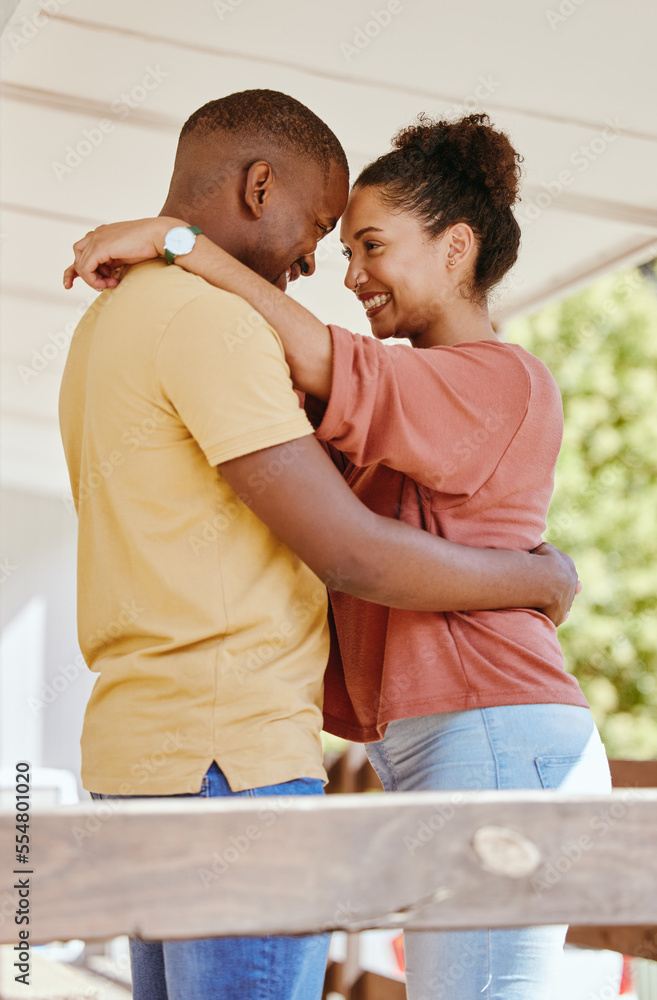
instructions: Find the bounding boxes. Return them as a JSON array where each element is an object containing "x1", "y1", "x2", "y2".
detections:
[{"x1": 358, "y1": 291, "x2": 392, "y2": 317}]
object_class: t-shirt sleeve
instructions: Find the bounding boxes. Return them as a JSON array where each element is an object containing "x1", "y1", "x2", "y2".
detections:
[
  {"x1": 156, "y1": 290, "x2": 313, "y2": 466},
  {"x1": 315, "y1": 324, "x2": 532, "y2": 497}
]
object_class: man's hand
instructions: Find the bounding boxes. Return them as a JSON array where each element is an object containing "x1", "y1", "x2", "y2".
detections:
[
  {"x1": 531, "y1": 542, "x2": 581, "y2": 626},
  {"x1": 63, "y1": 217, "x2": 183, "y2": 291}
]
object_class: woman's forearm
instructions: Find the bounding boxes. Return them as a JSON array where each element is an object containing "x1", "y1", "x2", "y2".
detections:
[{"x1": 160, "y1": 221, "x2": 333, "y2": 400}]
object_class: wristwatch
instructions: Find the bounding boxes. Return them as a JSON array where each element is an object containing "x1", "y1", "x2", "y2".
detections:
[{"x1": 163, "y1": 225, "x2": 203, "y2": 264}]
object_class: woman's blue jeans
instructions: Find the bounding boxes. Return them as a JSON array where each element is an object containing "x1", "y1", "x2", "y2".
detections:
[
  {"x1": 91, "y1": 762, "x2": 329, "y2": 1000},
  {"x1": 365, "y1": 703, "x2": 612, "y2": 1000}
]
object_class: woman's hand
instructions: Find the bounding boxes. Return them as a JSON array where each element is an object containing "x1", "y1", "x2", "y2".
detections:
[
  {"x1": 63, "y1": 217, "x2": 185, "y2": 291},
  {"x1": 63, "y1": 214, "x2": 335, "y2": 399},
  {"x1": 531, "y1": 542, "x2": 582, "y2": 626}
]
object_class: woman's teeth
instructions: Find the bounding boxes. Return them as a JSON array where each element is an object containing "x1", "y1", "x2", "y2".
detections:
[{"x1": 363, "y1": 293, "x2": 392, "y2": 311}]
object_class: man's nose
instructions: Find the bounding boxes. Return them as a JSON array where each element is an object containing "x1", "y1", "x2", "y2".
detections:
[{"x1": 299, "y1": 253, "x2": 316, "y2": 277}]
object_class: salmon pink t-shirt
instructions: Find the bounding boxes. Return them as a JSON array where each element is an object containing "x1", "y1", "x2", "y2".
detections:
[{"x1": 311, "y1": 325, "x2": 588, "y2": 744}]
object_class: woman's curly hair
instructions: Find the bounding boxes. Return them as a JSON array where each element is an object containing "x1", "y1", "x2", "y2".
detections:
[{"x1": 355, "y1": 113, "x2": 523, "y2": 301}]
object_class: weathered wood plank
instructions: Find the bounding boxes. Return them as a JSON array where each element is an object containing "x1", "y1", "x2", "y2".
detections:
[
  {"x1": 609, "y1": 759, "x2": 657, "y2": 788},
  {"x1": 1, "y1": 790, "x2": 655, "y2": 944},
  {"x1": 351, "y1": 971, "x2": 406, "y2": 1000},
  {"x1": 561, "y1": 760, "x2": 657, "y2": 959},
  {"x1": 566, "y1": 925, "x2": 657, "y2": 960},
  {"x1": 325, "y1": 744, "x2": 383, "y2": 794}
]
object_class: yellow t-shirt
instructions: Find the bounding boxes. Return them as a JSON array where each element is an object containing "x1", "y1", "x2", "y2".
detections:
[{"x1": 59, "y1": 259, "x2": 329, "y2": 794}]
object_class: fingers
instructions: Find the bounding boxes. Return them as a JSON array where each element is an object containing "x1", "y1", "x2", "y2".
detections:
[
  {"x1": 72, "y1": 244, "x2": 112, "y2": 290},
  {"x1": 63, "y1": 236, "x2": 94, "y2": 288},
  {"x1": 72, "y1": 233, "x2": 91, "y2": 255},
  {"x1": 531, "y1": 541, "x2": 559, "y2": 556},
  {"x1": 66, "y1": 228, "x2": 114, "y2": 290},
  {"x1": 63, "y1": 263, "x2": 78, "y2": 289},
  {"x1": 63, "y1": 258, "x2": 118, "y2": 291},
  {"x1": 559, "y1": 581, "x2": 581, "y2": 626}
]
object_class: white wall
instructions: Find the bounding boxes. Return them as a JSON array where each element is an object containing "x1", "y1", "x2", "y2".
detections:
[{"x1": 0, "y1": 487, "x2": 94, "y2": 797}]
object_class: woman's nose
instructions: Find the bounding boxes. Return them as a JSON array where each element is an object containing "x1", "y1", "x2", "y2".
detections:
[{"x1": 344, "y1": 262, "x2": 367, "y2": 291}]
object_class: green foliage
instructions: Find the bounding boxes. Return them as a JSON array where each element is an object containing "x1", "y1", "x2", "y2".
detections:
[{"x1": 508, "y1": 265, "x2": 657, "y2": 758}]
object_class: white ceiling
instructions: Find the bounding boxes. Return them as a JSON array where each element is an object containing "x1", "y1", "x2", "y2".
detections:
[{"x1": 2, "y1": 0, "x2": 656, "y2": 495}]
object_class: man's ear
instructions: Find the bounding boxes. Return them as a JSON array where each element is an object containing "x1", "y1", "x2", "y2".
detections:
[{"x1": 243, "y1": 161, "x2": 274, "y2": 220}]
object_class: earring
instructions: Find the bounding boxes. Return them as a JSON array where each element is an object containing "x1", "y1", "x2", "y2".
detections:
[{"x1": 448, "y1": 258, "x2": 457, "y2": 266}]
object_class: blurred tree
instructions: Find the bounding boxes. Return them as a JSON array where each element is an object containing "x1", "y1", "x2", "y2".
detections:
[{"x1": 508, "y1": 263, "x2": 657, "y2": 758}]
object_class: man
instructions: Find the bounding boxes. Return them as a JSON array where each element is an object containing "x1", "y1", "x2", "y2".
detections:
[{"x1": 60, "y1": 90, "x2": 576, "y2": 1000}]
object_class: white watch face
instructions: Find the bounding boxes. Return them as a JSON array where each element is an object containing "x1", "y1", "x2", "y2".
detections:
[{"x1": 165, "y1": 226, "x2": 196, "y2": 256}]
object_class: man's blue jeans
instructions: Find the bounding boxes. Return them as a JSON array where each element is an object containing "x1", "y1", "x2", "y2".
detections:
[{"x1": 91, "y1": 762, "x2": 329, "y2": 1000}]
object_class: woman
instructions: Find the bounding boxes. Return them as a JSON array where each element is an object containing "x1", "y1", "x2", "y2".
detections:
[{"x1": 66, "y1": 113, "x2": 611, "y2": 999}]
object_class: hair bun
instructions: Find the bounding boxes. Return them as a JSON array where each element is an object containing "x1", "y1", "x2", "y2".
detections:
[{"x1": 392, "y1": 112, "x2": 522, "y2": 209}]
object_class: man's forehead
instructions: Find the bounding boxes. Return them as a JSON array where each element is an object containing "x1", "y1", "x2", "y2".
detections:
[
  {"x1": 321, "y1": 162, "x2": 350, "y2": 218},
  {"x1": 291, "y1": 156, "x2": 348, "y2": 222}
]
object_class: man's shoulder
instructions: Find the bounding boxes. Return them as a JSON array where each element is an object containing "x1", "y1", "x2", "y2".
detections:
[
  {"x1": 117, "y1": 262, "x2": 286, "y2": 369},
  {"x1": 137, "y1": 260, "x2": 269, "y2": 332},
  {"x1": 80, "y1": 259, "x2": 266, "y2": 339},
  {"x1": 123, "y1": 259, "x2": 249, "y2": 310}
]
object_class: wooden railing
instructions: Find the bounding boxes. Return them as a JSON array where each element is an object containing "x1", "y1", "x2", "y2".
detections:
[
  {"x1": 1, "y1": 755, "x2": 656, "y2": 998},
  {"x1": 322, "y1": 751, "x2": 657, "y2": 996}
]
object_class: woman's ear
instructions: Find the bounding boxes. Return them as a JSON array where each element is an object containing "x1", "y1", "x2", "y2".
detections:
[
  {"x1": 243, "y1": 161, "x2": 274, "y2": 220},
  {"x1": 447, "y1": 223, "x2": 476, "y2": 266}
]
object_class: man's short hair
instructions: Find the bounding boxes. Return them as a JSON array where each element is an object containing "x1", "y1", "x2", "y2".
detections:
[{"x1": 179, "y1": 89, "x2": 348, "y2": 180}]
